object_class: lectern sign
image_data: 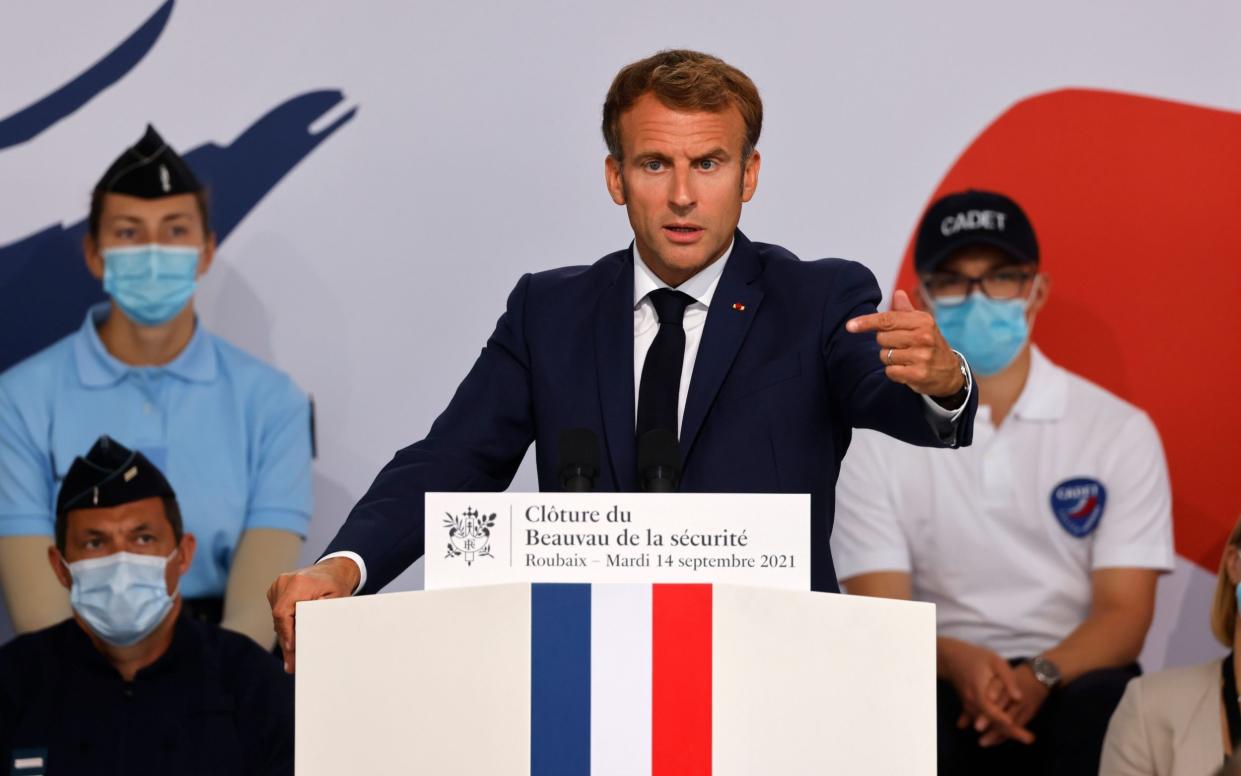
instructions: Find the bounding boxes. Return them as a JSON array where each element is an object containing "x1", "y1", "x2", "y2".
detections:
[{"x1": 425, "y1": 492, "x2": 809, "y2": 591}]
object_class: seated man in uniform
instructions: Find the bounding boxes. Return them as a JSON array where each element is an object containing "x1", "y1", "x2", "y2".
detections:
[
  {"x1": 0, "y1": 437, "x2": 292, "y2": 776},
  {"x1": 832, "y1": 189, "x2": 1174, "y2": 776},
  {"x1": 0, "y1": 125, "x2": 312, "y2": 647}
]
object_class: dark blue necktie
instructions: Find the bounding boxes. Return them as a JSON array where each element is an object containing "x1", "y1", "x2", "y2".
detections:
[{"x1": 636, "y1": 288, "x2": 696, "y2": 441}]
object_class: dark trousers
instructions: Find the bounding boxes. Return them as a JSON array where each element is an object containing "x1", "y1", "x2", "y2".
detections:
[{"x1": 937, "y1": 662, "x2": 1140, "y2": 776}]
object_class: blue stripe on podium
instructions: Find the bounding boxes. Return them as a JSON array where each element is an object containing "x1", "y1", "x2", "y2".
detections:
[{"x1": 531, "y1": 583, "x2": 591, "y2": 775}]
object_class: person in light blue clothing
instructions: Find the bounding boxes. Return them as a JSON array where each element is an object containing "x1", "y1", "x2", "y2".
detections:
[{"x1": 0, "y1": 125, "x2": 311, "y2": 649}]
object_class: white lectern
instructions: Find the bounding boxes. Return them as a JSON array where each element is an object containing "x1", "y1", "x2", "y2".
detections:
[{"x1": 295, "y1": 582, "x2": 936, "y2": 775}]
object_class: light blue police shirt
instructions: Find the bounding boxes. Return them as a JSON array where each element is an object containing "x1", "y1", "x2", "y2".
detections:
[{"x1": 0, "y1": 304, "x2": 312, "y2": 599}]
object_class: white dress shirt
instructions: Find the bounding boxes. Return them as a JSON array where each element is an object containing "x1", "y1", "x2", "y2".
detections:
[
  {"x1": 631, "y1": 242, "x2": 967, "y2": 428},
  {"x1": 324, "y1": 238, "x2": 971, "y2": 593}
]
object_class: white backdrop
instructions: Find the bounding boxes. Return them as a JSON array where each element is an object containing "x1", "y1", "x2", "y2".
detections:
[{"x1": 1, "y1": 0, "x2": 1238, "y2": 664}]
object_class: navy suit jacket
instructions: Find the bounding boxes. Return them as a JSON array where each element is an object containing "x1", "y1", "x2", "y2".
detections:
[{"x1": 325, "y1": 230, "x2": 977, "y2": 593}]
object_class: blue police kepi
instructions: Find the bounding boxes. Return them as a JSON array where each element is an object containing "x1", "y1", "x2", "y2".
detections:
[{"x1": 0, "y1": 303, "x2": 312, "y2": 599}]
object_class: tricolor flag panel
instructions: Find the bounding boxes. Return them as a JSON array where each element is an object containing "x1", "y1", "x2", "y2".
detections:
[
  {"x1": 535, "y1": 584, "x2": 714, "y2": 775},
  {"x1": 297, "y1": 583, "x2": 935, "y2": 776}
]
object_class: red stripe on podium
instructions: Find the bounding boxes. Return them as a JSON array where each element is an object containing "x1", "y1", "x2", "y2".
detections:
[{"x1": 652, "y1": 584, "x2": 712, "y2": 776}]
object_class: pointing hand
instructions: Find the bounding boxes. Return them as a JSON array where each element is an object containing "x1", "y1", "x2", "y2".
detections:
[{"x1": 845, "y1": 290, "x2": 966, "y2": 399}]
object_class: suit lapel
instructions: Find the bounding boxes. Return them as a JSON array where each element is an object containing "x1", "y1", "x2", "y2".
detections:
[
  {"x1": 679, "y1": 230, "x2": 765, "y2": 464},
  {"x1": 595, "y1": 248, "x2": 637, "y2": 491}
]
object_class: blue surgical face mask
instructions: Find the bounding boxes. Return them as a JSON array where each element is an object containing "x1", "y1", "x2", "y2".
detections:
[
  {"x1": 102, "y1": 244, "x2": 200, "y2": 326},
  {"x1": 1234, "y1": 580, "x2": 1241, "y2": 613},
  {"x1": 64, "y1": 549, "x2": 178, "y2": 647},
  {"x1": 931, "y1": 283, "x2": 1037, "y2": 376}
]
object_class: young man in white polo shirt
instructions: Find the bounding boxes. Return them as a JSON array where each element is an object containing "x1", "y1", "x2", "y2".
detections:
[{"x1": 832, "y1": 190, "x2": 1173, "y2": 776}]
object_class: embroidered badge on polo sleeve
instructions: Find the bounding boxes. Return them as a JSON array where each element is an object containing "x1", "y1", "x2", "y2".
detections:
[{"x1": 1050, "y1": 478, "x2": 1107, "y2": 538}]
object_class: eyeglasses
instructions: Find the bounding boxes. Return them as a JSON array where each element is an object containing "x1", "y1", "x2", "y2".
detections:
[{"x1": 921, "y1": 268, "x2": 1035, "y2": 305}]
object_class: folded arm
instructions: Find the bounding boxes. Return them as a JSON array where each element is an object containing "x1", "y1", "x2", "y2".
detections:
[
  {"x1": 222, "y1": 528, "x2": 303, "y2": 649},
  {"x1": 1043, "y1": 568, "x2": 1157, "y2": 683},
  {"x1": 843, "y1": 571, "x2": 1035, "y2": 745},
  {"x1": 0, "y1": 535, "x2": 71, "y2": 633},
  {"x1": 0, "y1": 385, "x2": 69, "y2": 633}
]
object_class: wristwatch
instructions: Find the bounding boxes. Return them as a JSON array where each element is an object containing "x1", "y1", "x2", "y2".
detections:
[{"x1": 1027, "y1": 655, "x2": 1061, "y2": 690}]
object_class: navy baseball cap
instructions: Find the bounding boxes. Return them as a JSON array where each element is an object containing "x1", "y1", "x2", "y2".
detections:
[{"x1": 914, "y1": 189, "x2": 1039, "y2": 273}]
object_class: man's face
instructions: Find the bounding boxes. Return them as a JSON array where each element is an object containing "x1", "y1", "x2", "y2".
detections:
[
  {"x1": 82, "y1": 192, "x2": 216, "y2": 282},
  {"x1": 50, "y1": 497, "x2": 195, "y2": 596},
  {"x1": 919, "y1": 245, "x2": 1048, "y2": 326},
  {"x1": 605, "y1": 92, "x2": 760, "y2": 287}
]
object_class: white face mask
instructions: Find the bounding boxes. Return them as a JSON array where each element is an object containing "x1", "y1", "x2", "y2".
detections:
[{"x1": 63, "y1": 549, "x2": 178, "y2": 647}]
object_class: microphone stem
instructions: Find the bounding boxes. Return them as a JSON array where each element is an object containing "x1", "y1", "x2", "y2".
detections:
[{"x1": 644, "y1": 465, "x2": 678, "y2": 492}]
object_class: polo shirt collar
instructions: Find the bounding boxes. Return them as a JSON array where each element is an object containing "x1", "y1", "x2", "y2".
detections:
[
  {"x1": 73, "y1": 303, "x2": 218, "y2": 387},
  {"x1": 1010, "y1": 345, "x2": 1067, "y2": 422}
]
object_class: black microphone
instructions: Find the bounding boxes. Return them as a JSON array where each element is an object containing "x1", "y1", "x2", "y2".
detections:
[
  {"x1": 638, "y1": 429, "x2": 681, "y2": 493},
  {"x1": 558, "y1": 428, "x2": 600, "y2": 492}
]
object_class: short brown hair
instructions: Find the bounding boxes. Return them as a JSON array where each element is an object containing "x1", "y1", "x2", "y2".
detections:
[
  {"x1": 1211, "y1": 516, "x2": 1241, "y2": 646},
  {"x1": 602, "y1": 49, "x2": 762, "y2": 161},
  {"x1": 88, "y1": 188, "x2": 211, "y2": 240}
]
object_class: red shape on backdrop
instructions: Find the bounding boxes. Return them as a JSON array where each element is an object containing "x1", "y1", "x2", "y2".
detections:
[{"x1": 893, "y1": 89, "x2": 1241, "y2": 572}]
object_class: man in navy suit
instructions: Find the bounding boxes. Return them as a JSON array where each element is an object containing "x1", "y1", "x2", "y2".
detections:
[{"x1": 268, "y1": 49, "x2": 977, "y2": 671}]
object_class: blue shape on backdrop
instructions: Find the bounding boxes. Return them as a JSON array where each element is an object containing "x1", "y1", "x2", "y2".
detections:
[
  {"x1": 0, "y1": 1, "x2": 174, "y2": 150},
  {"x1": 0, "y1": 0, "x2": 356, "y2": 373}
]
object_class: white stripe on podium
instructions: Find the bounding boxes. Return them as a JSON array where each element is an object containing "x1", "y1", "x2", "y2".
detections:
[{"x1": 590, "y1": 584, "x2": 653, "y2": 776}]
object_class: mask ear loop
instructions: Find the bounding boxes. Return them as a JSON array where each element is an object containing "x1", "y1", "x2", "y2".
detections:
[
  {"x1": 56, "y1": 552, "x2": 77, "y2": 598},
  {"x1": 56, "y1": 552, "x2": 83, "y2": 606},
  {"x1": 165, "y1": 546, "x2": 182, "y2": 600},
  {"x1": 1023, "y1": 274, "x2": 1043, "y2": 311},
  {"x1": 1020, "y1": 274, "x2": 1045, "y2": 339},
  {"x1": 57, "y1": 550, "x2": 80, "y2": 578}
]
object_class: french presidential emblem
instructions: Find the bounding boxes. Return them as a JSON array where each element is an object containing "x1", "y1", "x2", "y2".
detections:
[
  {"x1": 443, "y1": 508, "x2": 496, "y2": 565},
  {"x1": 1050, "y1": 478, "x2": 1107, "y2": 537}
]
